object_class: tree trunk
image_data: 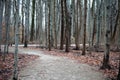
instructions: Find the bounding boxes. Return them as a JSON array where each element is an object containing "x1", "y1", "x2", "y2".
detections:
[
  {"x1": 53, "y1": 0, "x2": 57, "y2": 49},
  {"x1": 48, "y1": 1, "x2": 51, "y2": 51},
  {"x1": 64, "y1": 0, "x2": 70, "y2": 52},
  {"x1": 101, "y1": 0, "x2": 111, "y2": 69},
  {"x1": 117, "y1": 0, "x2": 120, "y2": 79},
  {"x1": 3, "y1": 0, "x2": 11, "y2": 61},
  {"x1": 74, "y1": 0, "x2": 80, "y2": 50},
  {"x1": 60, "y1": 0, "x2": 64, "y2": 50},
  {"x1": 91, "y1": 0, "x2": 96, "y2": 46},
  {"x1": 24, "y1": 0, "x2": 30, "y2": 48},
  {"x1": 0, "y1": 0, "x2": 4, "y2": 52},
  {"x1": 82, "y1": 0, "x2": 87, "y2": 55},
  {"x1": 45, "y1": 1, "x2": 48, "y2": 48},
  {"x1": 13, "y1": 0, "x2": 20, "y2": 79},
  {"x1": 30, "y1": 0, "x2": 35, "y2": 42},
  {"x1": 21, "y1": 0, "x2": 24, "y2": 43}
]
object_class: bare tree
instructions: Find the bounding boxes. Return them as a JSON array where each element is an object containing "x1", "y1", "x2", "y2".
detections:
[
  {"x1": 24, "y1": 0, "x2": 30, "y2": 47},
  {"x1": 82, "y1": 0, "x2": 87, "y2": 55},
  {"x1": 0, "y1": 0, "x2": 4, "y2": 52},
  {"x1": 101, "y1": 0, "x2": 111, "y2": 69},
  {"x1": 3, "y1": 0, "x2": 11, "y2": 60},
  {"x1": 13, "y1": 0, "x2": 20, "y2": 79},
  {"x1": 60, "y1": 0, "x2": 65, "y2": 50},
  {"x1": 30, "y1": 0, "x2": 36, "y2": 42}
]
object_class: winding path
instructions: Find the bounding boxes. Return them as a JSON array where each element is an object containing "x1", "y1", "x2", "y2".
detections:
[{"x1": 9, "y1": 47, "x2": 105, "y2": 80}]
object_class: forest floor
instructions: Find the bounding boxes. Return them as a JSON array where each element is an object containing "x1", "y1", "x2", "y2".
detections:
[
  {"x1": 0, "y1": 45, "x2": 119, "y2": 80},
  {"x1": 8, "y1": 46, "x2": 106, "y2": 80},
  {"x1": 0, "y1": 48, "x2": 39, "y2": 80},
  {"x1": 19, "y1": 45, "x2": 119, "y2": 80}
]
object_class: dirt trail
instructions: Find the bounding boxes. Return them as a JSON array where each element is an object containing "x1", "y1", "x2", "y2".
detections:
[{"x1": 9, "y1": 47, "x2": 105, "y2": 80}]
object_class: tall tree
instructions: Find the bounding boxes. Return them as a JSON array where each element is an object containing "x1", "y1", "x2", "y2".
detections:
[
  {"x1": 30, "y1": 0, "x2": 36, "y2": 41},
  {"x1": 117, "y1": 0, "x2": 120, "y2": 79},
  {"x1": 53, "y1": 0, "x2": 57, "y2": 49},
  {"x1": 60, "y1": 0, "x2": 65, "y2": 50},
  {"x1": 45, "y1": 0, "x2": 48, "y2": 48},
  {"x1": 3, "y1": 0, "x2": 11, "y2": 61},
  {"x1": 64, "y1": 0, "x2": 71, "y2": 52},
  {"x1": 48, "y1": 0, "x2": 51, "y2": 51},
  {"x1": 39, "y1": 0, "x2": 43, "y2": 46},
  {"x1": 13, "y1": 0, "x2": 20, "y2": 79},
  {"x1": 21, "y1": 0, "x2": 25, "y2": 43},
  {"x1": 0, "y1": 0, "x2": 4, "y2": 52},
  {"x1": 91, "y1": 0, "x2": 96, "y2": 46},
  {"x1": 74, "y1": 0, "x2": 82, "y2": 50},
  {"x1": 24, "y1": 0, "x2": 30, "y2": 47},
  {"x1": 82, "y1": 0, "x2": 87, "y2": 55},
  {"x1": 101, "y1": 0, "x2": 111, "y2": 69}
]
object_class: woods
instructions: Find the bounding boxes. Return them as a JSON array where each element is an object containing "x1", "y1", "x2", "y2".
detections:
[{"x1": 0, "y1": 0, "x2": 120, "y2": 80}]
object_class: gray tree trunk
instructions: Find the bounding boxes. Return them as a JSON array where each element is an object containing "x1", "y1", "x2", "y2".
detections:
[
  {"x1": 101, "y1": 0, "x2": 111, "y2": 69},
  {"x1": 30, "y1": 0, "x2": 36, "y2": 41},
  {"x1": 60, "y1": 0, "x2": 65, "y2": 50},
  {"x1": 45, "y1": 0, "x2": 48, "y2": 48},
  {"x1": 82, "y1": 0, "x2": 87, "y2": 55},
  {"x1": 48, "y1": 0, "x2": 51, "y2": 51},
  {"x1": 3, "y1": 0, "x2": 11, "y2": 60},
  {"x1": 13, "y1": 0, "x2": 20, "y2": 79},
  {"x1": 117, "y1": 0, "x2": 120, "y2": 79},
  {"x1": 0, "y1": 0, "x2": 4, "y2": 52},
  {"x1": 21, "y1": 0, "x2": 25, "y2": 43},
  {"x1": 24, "y1": 0, "x2": 30, "y2": 47}
]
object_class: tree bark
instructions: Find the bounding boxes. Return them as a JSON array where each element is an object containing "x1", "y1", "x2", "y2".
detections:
[
  {"x1": 13, "y1": 0, "x2": 20, "y2": 79},
  {"x1": 3, "y1": 0, "x2": 11, "y2": 61},
  {"x1": 53, "y1": 0, "x2": 57, "y2": 49},
  {"x1": 60, "y1": 0, "x2": 64, "y2": 50},
  {"x1": 64, "y1": 0, "x2": 70, "y2": 52},
  {"x1": 48, "y1": 1, "x2": 51, "y2": 51},
  {"x1": 101, "y1": 0, "x2": 111, "y2": 69},
  {"x1": 0, "y1": 0, "x2": 4, "y2": 52},
  {"x1": 30, "y1": 0, "x2": 36, "y2": 42},
  {"x1": 74, "y1": 0, "x2": 80, "y2": 50},
  {"x1": 24, "y1": 0, "x2": 30, "y2": 47},
  {"x1": 117, "y1": 0, "x2": 120, "y2": 79},
  {"x1": 82, "y1": 0, "x2": 87, "y2": 55}
]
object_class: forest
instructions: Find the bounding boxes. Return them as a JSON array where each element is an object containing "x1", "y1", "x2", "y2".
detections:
[{"x1": 0, "y1": 0, "x2": 120, "y2": 80}]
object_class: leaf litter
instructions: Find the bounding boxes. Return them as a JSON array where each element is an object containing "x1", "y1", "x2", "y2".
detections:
[{"x1": 0, "y1": 53, "x2": 39, "y2": 80}]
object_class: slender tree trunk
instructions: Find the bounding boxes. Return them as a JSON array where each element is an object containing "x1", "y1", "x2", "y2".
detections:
[
  {"x1": 117, "y1": 0, "x2": 120, "y2": 79},
  {"x1": 0, "y1": 0, "x2": 4, "y2": 52},
  {"x1": 24, "y1": 0, "x2": 30, "y2": 47},
  {"x1": 3, "y1": 0, "x2": 11, "y2": 61},
  {"x1": 64, "y1": 0, "x2": 70, "y2": 52},
  {"x1": 95, "y1": 1, "x2": 102, "y2": 51},
  {"x1": 82, "y1": 0, "x2": 87, "y2": 55},
  {"x1": 48, "y1": 1, "x2": 51, "y2": 51},
  {"x1": 101, "y1": 0, "x2": 111, "y2": 69},
  {"x1": 45, "y1": 1, "x2": 48, "y2": 48},
  {"x1": 39, "y1": 0, "x2": 43, "y2": 46},
  {"x1": 13, "y1": 0, "x2": 20, "y2": 79},
  {"x1": 92, "y1": 16, "x2": 96, "y2": 46},
  {"x1": 30, "y1": 0, "x2": 35, "y2": 42},
  {"x1": 60, "y1": 0, "x2": 64, "y2": 50},
  {"x1": 21, "y1": 0, "x2": 24, "y2": 43},
  {"x1": 74, "y1": 0, "x2": 79, "y2": 50},
  {"x1": 53, "y1": 0, "x2": 57, "y2": 49},
  {"x1": 91, "y1": 0, "x2": 96, "y2": 46}
]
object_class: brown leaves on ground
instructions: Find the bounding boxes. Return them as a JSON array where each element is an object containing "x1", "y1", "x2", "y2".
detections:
[{"x1": 0, "y1": 53, "x2": 39, "y2": 80}]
